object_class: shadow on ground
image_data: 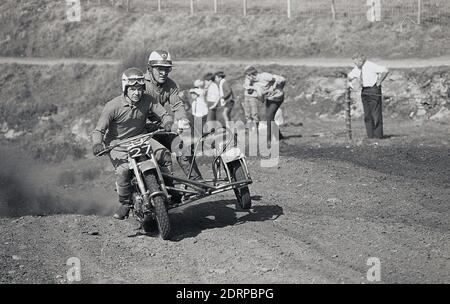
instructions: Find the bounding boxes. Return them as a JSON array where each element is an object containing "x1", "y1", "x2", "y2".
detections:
[{"x1": 168, "y1": 197, "x2": 283, "y2": 241}]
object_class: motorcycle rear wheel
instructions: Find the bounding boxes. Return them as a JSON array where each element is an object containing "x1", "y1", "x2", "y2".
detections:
[{"x1": 144, "y1": 171, "x2": 171, "y2": 240}]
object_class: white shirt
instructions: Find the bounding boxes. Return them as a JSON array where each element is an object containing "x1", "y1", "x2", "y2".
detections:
[
  {"x1": 205, "y1": 82, "x2": 220, "y2": 104},
  {"x1": 191, "y1": 96, "x2": 208, "y2": 117},
  {"x1": 348, "y1": 60, "x2": 388, "y2": 87}
]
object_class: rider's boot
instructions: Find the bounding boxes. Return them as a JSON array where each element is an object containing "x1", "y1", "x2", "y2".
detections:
[{"x1": 113, "y1": 195, "x2": 132, "y2": 220}]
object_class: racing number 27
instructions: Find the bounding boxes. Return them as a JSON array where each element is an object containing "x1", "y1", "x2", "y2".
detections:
[{"x1": 129, "y1": 144, "x2": 151, "y2": 158}]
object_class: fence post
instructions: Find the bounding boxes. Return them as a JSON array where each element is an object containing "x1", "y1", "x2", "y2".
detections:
[
  {"x1": 331, "y1": 0, "x2": 336, "y2": 20},
  {"x1": 243, "y1": 0, "x2": 247, "y2": 16},
  {"x1": 157, "y1": 0, "x2": 161, "y2": 12},
  {"x1": 287, "y1": 0, "x2": 291, "y2": 19},
  {"x1": 191, "y1": 0, "x2": 194, "y2": 15},
  {"x1": 126, "y1": 0, "x2": 130, "y2": 12},
  {"x1": 417, "y1": 0, "x2": 421, "y2": 24},
  {"x1": 214, "y1": 0, "x2": 218, "y2": 13},
  {"x1": 345, "y1": 86, "x2": 352, "y2": 140}
]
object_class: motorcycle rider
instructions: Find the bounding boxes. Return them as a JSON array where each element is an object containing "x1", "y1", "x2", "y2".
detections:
[
  {"x1": 144, "y1": 50, "x2": 203, "y2": 181},
  {"x1": 92, "y1": 68, "x2": 174, "y2": 220}
]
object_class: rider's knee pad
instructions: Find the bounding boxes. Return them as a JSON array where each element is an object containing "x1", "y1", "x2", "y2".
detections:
[
  {"x1": 115, "y1": 165, "x2": 130, "y2": 177},
  {"x1": 155, "y1": 148, "x2": 172, "y2": 167},
  {"x1": 115, "y1": 167, "x2": 130, "y2": 182}
]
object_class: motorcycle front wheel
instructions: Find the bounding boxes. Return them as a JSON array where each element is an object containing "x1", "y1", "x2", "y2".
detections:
[{"x1": 144, "y1": 171, "x2": 171, "y2": 240}]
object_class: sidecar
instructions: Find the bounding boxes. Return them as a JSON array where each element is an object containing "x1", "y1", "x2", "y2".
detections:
[{"x1": 160, "y1": 127, "x2": 253, "y2": 210}]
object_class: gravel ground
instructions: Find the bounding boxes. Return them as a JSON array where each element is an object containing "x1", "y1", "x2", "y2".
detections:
[{"x1": 0, "y1": 118, "x2": 449, "y2": 284}]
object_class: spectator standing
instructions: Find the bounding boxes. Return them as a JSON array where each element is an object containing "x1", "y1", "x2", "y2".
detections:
[
  {"x1": 203, "y1": 72, "x2": 221, "y2": 123},
  {"x1": 189, "y1": 81, "x2": 208, "y2": 139},
  {"x1": 243, "y1": 70, "x2": 261, "y2": 129},
  {"x1": 214, "y1": 71, "x2": 235, "y2": 123},
  {"x1": 348, "y1": 53, "x2": 389, "y2": 139},
  {"x1": 244, "y1": 66, "x2": 286, "y2": 142}
]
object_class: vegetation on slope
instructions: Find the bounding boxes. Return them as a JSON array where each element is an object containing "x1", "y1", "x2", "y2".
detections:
[{"x1": 1, "y1": 0, "x2": 449, "y2": 59}]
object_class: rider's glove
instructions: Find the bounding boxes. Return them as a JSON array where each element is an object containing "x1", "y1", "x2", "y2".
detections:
[
  {"x1": 164, "y1": 121, "x2": 173, "y2": 132},
  {"x1": 92, "y1": 143, "x2": 104, "y2": 156}
]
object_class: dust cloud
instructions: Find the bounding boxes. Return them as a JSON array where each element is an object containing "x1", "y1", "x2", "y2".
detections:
[{"x1": 0, "y1": 145, "x2": 114, "y2": 217}]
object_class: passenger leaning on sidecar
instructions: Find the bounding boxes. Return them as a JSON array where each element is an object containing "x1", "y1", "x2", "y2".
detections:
[
  {"x1": 144, "y1": 50, "x2": 204, "y2": 181},
  {"x1": 92, "y1": 68, "x2": 174, "y2": 220}
]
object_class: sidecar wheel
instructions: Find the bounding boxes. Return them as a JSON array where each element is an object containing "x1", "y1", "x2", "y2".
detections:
[
  {"x1": 144, "y1": 172, "x2": 171, "y2": 240},
  {"x1": 229, "y1": 161, "x2": 252, "y2": 210}
]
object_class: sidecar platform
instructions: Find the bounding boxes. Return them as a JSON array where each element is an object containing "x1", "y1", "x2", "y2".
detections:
[{"x1": 161, "y1": 172, "x2": 252, "y2": 209}]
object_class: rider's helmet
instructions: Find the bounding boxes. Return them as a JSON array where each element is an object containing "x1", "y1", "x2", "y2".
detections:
[
  {"x1": 148, "y1": 50, "x2": 173, "y2": 68},
  {"x1": 121, "y1": 67, "x2": 145, "y2": 94}
]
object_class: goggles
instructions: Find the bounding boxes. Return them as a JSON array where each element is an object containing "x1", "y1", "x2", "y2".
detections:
[{"x1": 125, "y1": 77, "x2": 145, "y2": 86}]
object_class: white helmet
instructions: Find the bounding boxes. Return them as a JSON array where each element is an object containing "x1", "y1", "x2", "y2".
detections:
[
  {"x1": 121, "y1": 68, "x2": 145, "y2": 94},
  {"x1": 148, "y1": 50, "x2": 173, "y2": 67}
]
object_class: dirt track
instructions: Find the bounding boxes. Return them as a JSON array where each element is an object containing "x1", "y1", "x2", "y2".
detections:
[
  {"x1": 1, "y1": 56, "x2": 450, "y2": 68},
  {"x1": 1, "y1": 118, "x2": 449, "y2": 284}
]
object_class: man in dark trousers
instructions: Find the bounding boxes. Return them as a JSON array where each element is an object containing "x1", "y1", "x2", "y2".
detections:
[{"x1": 348, "y1": 53, "x2": 389, "y2": 139}]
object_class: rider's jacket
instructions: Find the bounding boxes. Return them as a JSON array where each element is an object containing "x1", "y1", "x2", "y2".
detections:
[
  {"x1": 144, "y1": 71, "x2": 187, "y2": 122},
  {"x1": 92, "y1": 94, "x2": 172, "y2": 146}
]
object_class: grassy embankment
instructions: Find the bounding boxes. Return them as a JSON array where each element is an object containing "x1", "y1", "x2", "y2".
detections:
[{"x1": 1, "y1": 0, "x2": 449, "y2": 59}]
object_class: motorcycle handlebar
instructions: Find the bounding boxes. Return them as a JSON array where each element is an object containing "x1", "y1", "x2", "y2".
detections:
[
  {"x1": 95, "y1": 129, "x2": 179, "y2": 157},
  {"x1": 95, "y1": 128, "x2": 218, "y2": 157}
]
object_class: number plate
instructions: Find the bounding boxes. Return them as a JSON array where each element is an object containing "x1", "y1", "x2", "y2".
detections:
[{"x1": 128, "y1": 144, "x2": 151, "y2": 158}]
